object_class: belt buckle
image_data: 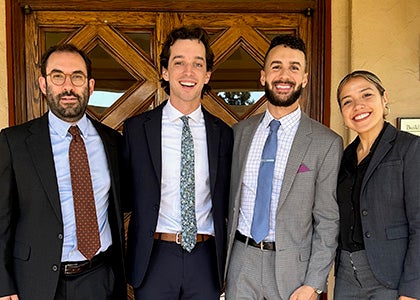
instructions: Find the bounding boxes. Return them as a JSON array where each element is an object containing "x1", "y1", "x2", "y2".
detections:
[
  {"x1": 176, "y1": 232, "x2": 182, "y2": 245},
  {"x1": 64, "y1": 263, "x2": 79, "y2": 274},
  {"x1": 259, "y1": 242, "x2": 264, "y2": 250}
]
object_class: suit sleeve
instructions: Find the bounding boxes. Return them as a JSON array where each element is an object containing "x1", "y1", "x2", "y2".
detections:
[
  {"x1": 305, "y1": 134, "x2": 342, "y2": 291},
  {"x1": 0, "y1": 130, "x2": 18, "y2": 296},
  {"x1": 399, "y1": 136, "x2": 420, "y2": 298}
]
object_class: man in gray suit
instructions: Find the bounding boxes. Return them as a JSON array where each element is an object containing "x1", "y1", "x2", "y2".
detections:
[{"x1": 225, "y1": 35, "x2": 343, "y2": 300}]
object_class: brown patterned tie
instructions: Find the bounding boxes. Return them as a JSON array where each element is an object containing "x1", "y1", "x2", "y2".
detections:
[{"x1": 68, "y1": 126, "x2": 100, "y2": 260}]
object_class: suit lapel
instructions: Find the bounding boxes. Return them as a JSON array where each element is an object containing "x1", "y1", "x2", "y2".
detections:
[
  {"x1": 26, "y1": 114, "x2": 62, "y2": 221},
  {"x1": 234, "y1": 114, "x2": 263, "y2": 205},
  {"x1": 361, "y1": 124, "x2": 395, "y2": 192},
  {"x1": 278, "y1": 113, "x2": 312, "y2": 208},
  {"x1": 144, "y1": 103, "x2": 164, "y2": 182},
  {"x1": 203, "y1": 108, "x2": 221, "y2": 195}
]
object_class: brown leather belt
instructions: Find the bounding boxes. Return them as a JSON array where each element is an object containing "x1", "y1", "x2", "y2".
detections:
[
  {"x1": 235, "y1": 230, "x2": 276, "y2": 251},
  {"x1": 61, "y1": 248, "x2": 110, "y2": 276},
  {"x1": 154, "y1": 232, "x2": 212, "y2": 244}
]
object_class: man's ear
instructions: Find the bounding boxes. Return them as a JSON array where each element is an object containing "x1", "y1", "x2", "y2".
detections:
[
  {"x1": 38, "y1": 76, "x2": 47, "y2": 95},
  {"x1": 260, "y1": 69, "x2": 266, "y2": 86},
  {"x1": 162, "y1": 68, "x2": 169, "y2": 81}
]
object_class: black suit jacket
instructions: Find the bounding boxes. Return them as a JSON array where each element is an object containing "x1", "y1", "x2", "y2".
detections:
[
  {"x1": 123, "y1": 101, "x2": 233, "y2": 289},
  {"x1": 0, "y1": 113, "x2": 126, "y2": 300},
  {"x1": 336, "y1": 123, "x2": 420, "y2": 298}
]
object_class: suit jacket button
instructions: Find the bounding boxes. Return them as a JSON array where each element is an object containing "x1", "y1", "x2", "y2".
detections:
[
  {"x1": 58, "y1": 233, "x2": 63, "y2": 240},
  {"x1": 52, "y1": 265, "x2": 58, "y2": 272},
  {"x1": 362, "y1": 210, "x2": 368, "y2": 216},
  {"x1": 365, "y1": 232, "x2": 371, "y2": 238}
]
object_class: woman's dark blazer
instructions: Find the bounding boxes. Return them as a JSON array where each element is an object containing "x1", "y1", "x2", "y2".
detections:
[{"x1": 336, "y1": 123, "x2": 420, "y2": 299}]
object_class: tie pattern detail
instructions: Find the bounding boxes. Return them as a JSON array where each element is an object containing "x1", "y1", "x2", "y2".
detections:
[
  {"x1": 251, "y1": 119, "x2": 281, "y2": 243},
  {"x1": 68, "y1": 126, "x2": 100, "y2": 260},
  {"x1": 180, "y1": 116, "x2": 197, "y2": 252}
]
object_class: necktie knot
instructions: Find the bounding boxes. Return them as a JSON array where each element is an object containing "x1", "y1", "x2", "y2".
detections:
[
  {"x1": 269, "y1": 119, "x2": 281, "y2": 133},
  {"x1": 181, "y1": 115, "x2": 189, "y2": 126},
  {"x1": 68, "y1": 126, "x2": 82, "y2": 142}
]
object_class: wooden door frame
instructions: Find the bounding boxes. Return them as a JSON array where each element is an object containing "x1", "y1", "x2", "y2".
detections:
[{"x1": 7, "y1": 0, "x2": 331, "y2": 127}]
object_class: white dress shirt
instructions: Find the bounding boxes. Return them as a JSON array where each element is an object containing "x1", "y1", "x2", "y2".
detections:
[{"x1": 156, "y1": 100, "x2": 215, "y2": 235}]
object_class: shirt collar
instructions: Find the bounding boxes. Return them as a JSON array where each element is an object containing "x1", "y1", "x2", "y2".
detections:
[
  {"x1": 48, "y1": 110, "x2": 89, "y2": 139},
  {"x1": 262, "y1": 106, "x2": 301, "y2": 131},
  {"x1": 164, "y1": 99, "x2": 203, "y2": 124}
]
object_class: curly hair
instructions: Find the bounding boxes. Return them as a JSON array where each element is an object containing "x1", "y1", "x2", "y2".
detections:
[{"x1": 159, "y1": 26, "x2": 214, "y2": 98}]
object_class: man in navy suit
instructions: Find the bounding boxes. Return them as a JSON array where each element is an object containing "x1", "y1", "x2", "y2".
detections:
[
  {"x1": 0, "y1": 44, "x2": 126, "y2": 300},
  {"x1": 123, "y1": 26, "x2": 233, "y2": 299}
]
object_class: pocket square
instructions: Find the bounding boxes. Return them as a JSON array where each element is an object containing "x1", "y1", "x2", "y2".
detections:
[{"x1": 297, "y1": 163, "x2": 310, "y2": 173}]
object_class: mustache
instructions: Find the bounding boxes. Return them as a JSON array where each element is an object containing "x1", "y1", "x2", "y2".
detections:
[
  {"x1": 272, "y1": 80, "x2": 295, "y2": 86},
  {"x1": 58, "y1": 90, "x2": 79, "y2": 98}
]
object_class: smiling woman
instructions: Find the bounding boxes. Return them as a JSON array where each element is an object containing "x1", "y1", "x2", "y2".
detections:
[{"x1": 335, "y1": 70, "x2": 420, "y2": 300}]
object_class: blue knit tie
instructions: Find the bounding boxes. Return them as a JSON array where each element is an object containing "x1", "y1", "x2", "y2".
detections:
[
  {"x1": 251, "y1": 119, "x2": 281, "y2": 243},
  {"x1": 180, "y1": 116, "x2": 197, "y2": 252}
]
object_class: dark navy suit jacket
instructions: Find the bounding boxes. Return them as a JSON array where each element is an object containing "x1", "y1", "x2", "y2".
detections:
[
  {"x1": 123, "y1": 101, "x2": 233, "y2": 290},
  {"x1": 336, "y1": 123, "x2": 420, "y2": 298}
]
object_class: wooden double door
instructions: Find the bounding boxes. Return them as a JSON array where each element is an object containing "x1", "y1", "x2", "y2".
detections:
[
  {"x1": 11, "y1": 1, "x2": 330, "y2": 129},
  {"x1": 10, "y1": 1, "x2": 329, "y2": 298}
]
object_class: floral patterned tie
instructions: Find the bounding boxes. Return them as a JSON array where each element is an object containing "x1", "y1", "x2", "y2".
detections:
[
  {"x1": 68, "y1": 126, "x2": 100, "y2": 260},
  {"x1": 180, "y1": 116, "x2": 197, "y2": 252}
]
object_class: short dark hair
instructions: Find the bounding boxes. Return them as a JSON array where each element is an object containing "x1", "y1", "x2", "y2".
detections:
[
  {"x1": 159, "y1": 26, "x2": 214, "y2": 97},
  {"x1": 40, "y1": 44, "x2": 92, "y2": 79},
  {"x1": 265, "y1": 35, "x2": 307, "y2": 66}
]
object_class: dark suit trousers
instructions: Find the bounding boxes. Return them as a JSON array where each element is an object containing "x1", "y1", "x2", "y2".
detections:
[
  {"x1": 134, "y1": 237, "x2": 219, "y2": 300},
  {"x1": 54, "y1": 263, "x2": 115, "y2": 300}
]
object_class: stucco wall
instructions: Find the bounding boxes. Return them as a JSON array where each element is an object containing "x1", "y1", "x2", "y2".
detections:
[
  {"x1": 0, "y1": 0, "x2": 7, "y2": 130},
  {"x1": 331, "y1": 0, "x2": 420, "y2": 145}
]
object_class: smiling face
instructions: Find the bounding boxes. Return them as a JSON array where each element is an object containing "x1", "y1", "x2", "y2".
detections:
[
  {"x1": 161, "y1": 39, "x2": 211, "y2": 113},
  {"x1": 260, "y1": 45, "x2": 308, "y2": 114},
  {"x1": 38, "y1": 51, "x2": 95, "y2": 123},
  {"x1": 339, "y1": 76, "x2": 388, "y2": 136}
]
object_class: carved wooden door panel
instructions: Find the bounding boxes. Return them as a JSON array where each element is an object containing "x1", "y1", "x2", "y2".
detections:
[{"x1": 24, "y1": 11, "x2": 312, "y2": 128}]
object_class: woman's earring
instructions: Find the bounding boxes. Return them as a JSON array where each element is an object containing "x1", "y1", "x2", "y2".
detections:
[{"x1": 384, "y1": 103, "x2": 390, "y2": 116}]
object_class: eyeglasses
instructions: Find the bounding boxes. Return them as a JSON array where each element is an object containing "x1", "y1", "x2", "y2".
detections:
[{"x1": 46, "y1": 71, "x2": 87, "y2": 87}]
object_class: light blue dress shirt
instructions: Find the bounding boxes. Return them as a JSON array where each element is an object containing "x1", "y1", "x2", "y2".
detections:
[{"x1": 48, "y1": 111, "x2": 112, "y2": 262}]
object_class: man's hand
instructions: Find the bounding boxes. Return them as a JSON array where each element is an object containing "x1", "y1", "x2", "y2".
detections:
[
  {"x1": 0, "y1": 295, "x2": 19, "y2": 300},
  {"x1": 289, "y1": 285, "x2": 319, "y2": 300},
  {"x1": 399, "y1": 296, "x2": 417, "y2": 300}
]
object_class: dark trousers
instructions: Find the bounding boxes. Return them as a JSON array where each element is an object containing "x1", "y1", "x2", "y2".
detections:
[
  {"x1": 134, "y1": 238, "x2": 220, "y2": 300},
  {"x1": 54, "y1": 263, "x2": 115, "y2": 300}
]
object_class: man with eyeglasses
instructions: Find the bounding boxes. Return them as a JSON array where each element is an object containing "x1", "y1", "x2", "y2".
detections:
[{"x1": 0, "y1": 44, "x2": 126, "y2": 300}]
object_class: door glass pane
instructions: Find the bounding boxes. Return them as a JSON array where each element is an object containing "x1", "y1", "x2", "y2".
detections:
[
  {"x1": 88, "y1": 45, "x2": 137, "y2": 115},
  {"x1": 121, "y1": 30, "x2": 153, "y2": 58},
  {"x1": 212, "y1": 47, "x2": 263, "y2": 117}
]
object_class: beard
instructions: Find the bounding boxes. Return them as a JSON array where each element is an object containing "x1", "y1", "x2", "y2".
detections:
[
  {"x1": 265, "y1": 81, "x2": 303, "y2": 108},
  {"x1": 46, "y1": 84, "x2": 90, "y2": 122}
]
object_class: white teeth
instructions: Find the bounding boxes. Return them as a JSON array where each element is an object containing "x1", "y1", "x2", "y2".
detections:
[
  {"x1": 180, "y1": 81, "x2": 195, "y2": 87},
  {"x1": 354, "y1": 113, "x2": 370, "y2": 120},
  {"x1": 275, "y1": 84, "x2": 290, "y2": 89}
]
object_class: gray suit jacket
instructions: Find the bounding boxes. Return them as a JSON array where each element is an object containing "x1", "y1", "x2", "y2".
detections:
[{"x1": 226, "y1": 111, "x2": 342, "y2": 298}]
